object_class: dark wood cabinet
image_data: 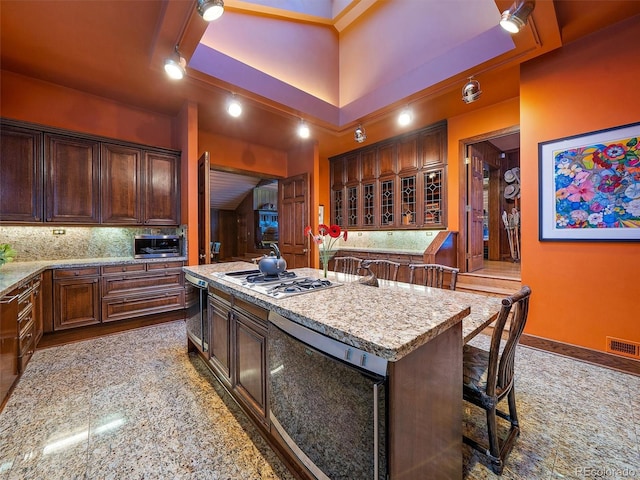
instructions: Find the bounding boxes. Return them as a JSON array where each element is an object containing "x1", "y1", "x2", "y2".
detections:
[
  {"x1": 101, "y1": 143, "x2": 142, "y2": 224},
  {"x1": 144, "y1": 151, "x2": 180, "y2": 225},
  {"x1": 1, "y1": 119, "x2": 181, "y2": 227},
  {"x1": 100, "y1": 261, "x2": 185, "y2": 322},
  {"x1": 330, "y1": 121, "x2": 447, "y2": 229},
  {"x1": 233, "y1": 304, "x2": 268, "y2": 423},
  {"x1": 208, "y1": 292, "x2": 232, "y2": 386},
  {"x1": 206, "y1": 288, "x2": 269, "y2": 425},
  {"x1": 53, "y1": 267, "x2": 101, "y2": 330},
  {"x1": 0, "y1": 288, "x2": 19, "y2": 405},
  {"x1": 0, "y1": 124, "x2": 43, "y2": 222},
  {"x1": 45, "y1": 134, "x2": 100, "y2": 223}
]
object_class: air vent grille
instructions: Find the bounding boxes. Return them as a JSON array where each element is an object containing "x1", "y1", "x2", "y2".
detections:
[{"x1": 606, "y1": 337, "x2": 640, "y2": 359}]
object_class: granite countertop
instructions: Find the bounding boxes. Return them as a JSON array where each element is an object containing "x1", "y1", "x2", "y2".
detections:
[
  {"x1": 0, "y1": 256, "x2": 188, "y2": 297},
  {"x1": 184, "y1": 262, "x2": 502, "y2": 362}
]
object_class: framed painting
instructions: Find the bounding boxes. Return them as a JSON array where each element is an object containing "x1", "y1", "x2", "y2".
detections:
[{"x1": 539, "y1": 121, "x2": 640, "y2": 241}]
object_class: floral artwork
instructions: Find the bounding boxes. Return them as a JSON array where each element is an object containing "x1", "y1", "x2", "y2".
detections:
[{"x1": 539, "y1": 122, "x2": 640, "y2": 241}]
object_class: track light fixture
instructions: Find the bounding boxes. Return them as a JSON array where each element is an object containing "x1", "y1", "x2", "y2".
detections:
[
  {"x1": 298, "y1": 120, "x2": 310, "y2": 139},
  {"x1": 197, "y1": 0, "x2": 224, "y2": 22},
  {"x1": 227, "y1": 96, "x2": 242, "y2": 117},
  {"x1": 500, "y1": 1, "x2": 535, "y2": 34},
  {"x1": 462, "y1": 76, "x2": 482, "y2": 104},
  {"x1": 398, "y1": 109, "x2": 412, "y2": 127},
  {"x1": 354, "y1": 125, "x2": 367, "y2": 143},
  {"x1": 164, "y1": 46, "x2": 186, "y2": 80}
]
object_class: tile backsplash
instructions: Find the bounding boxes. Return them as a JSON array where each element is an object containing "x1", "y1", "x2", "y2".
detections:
[
  {"x1": 340, "y1": 229, "x2": 442, "y2": 252},
  {"x1": 0, "y1": 226, "x2": 183, "y2": 262}
]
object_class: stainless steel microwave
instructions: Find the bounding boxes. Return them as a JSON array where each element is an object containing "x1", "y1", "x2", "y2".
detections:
[{"x1": 134, "y1": 235, "x2": 183, "y2": 259}]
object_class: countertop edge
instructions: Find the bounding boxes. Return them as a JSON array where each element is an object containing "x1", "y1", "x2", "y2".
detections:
[{"x1": 0, "y1": 256, "x2": 188, "y2": 296}]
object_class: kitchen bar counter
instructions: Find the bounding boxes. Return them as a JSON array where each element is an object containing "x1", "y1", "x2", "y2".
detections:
[
  {"x1": 184, "y1": 262, "x2": 500, "y2": 361},
  {"x1": 0, "y1": 256, "x2": 187, "y2": 297}
]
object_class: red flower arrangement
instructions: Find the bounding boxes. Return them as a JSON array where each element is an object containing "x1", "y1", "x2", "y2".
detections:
[{"x1": 304, "y1": 224, "x2": 348, "y2": 277}]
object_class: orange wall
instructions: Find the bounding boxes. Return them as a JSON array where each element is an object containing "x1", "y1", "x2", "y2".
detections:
[
  {"x1": 519, "y1": 16, "x2": 640, "y2": 352},
  {"x1": 178, "y1": 101, "x2": 199, "y2": 266},
  {"x1": 0, "y1": 71, "x2": 176, "y2": 149},
  {"x1": 447, "y1": 98, "x2": 520, "y2": 232},
  {"x1": 198, "y1": 130, "x2": 288, "y2": 177}
]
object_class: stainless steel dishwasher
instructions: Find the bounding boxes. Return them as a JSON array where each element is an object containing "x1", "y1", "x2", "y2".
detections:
[
  {"x1": 268, "y1": 311, "x2": 388, "y2": 480},
  {"x1": 185, "y1": 273, "x2": 208, "y2": 354}
]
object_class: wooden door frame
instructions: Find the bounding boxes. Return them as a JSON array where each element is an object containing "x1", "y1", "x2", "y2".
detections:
[{"x1": 458, "y1": 126, "x2": 519, "y2": 273}]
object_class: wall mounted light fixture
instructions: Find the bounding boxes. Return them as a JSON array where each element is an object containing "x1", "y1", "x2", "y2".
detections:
[
  {"x1": 462, "y1": 76, "x2": 482, "y2": 103},
  {"x1": 298, "y1": 120, "x2": 310, "y2": 139},
  {"x1": 354, "y1": 124, "x2": 367, "y2": 143},
  {"x1": 227, "y1": 96, "x2": 242, "y2": 117},
  {"x1": 499, "y1": 1, "x2": 535, "y2": 34},
  {"x1": 398, "y1": 109, "x2": 412, "y2": 127},
  {"x1": 197, "y1": 0, "x2": 224, "y2": 21},
  {"x1": 164, "y1": 46, "x2": 186, "y2": 80}
]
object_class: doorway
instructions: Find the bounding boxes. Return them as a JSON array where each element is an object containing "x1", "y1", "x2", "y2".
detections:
[{"x1": 462, "y1": 129, "x2": 521, "y2": 277}]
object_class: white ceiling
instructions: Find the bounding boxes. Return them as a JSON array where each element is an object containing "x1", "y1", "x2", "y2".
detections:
[{"x1": 209, "y1": 170, "x2": 262, "y2": 210}]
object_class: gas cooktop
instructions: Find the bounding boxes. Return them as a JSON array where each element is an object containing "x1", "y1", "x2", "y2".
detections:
[{"x1": 219, "y1": 269, "x2": 340, "y2": 298}]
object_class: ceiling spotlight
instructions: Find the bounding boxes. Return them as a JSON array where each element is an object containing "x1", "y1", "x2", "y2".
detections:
[
  {"x1": 163, "y1": 46, "x2": 186, "y2": 80},
  {"x1": 298, "y1": 120, "x2": 310, "y2": 139},
  {"x1": 462, "y1": 76, "x2": 482, "y2": 103},
  {"x1": 398, "y1": 109, "x2": 412, "y2": 127},
  {"x1": 197, "y1": 0, "x2": 224, "y2": 21},
  {"x1": 500, "y1": 1, "x2": 535, "y2": 34},
  {"x1": 227, "y1": 96, "x2": 242, "y2": 117},
  {"x1": 354, "y1": 125, "x2": 367, "y2": 143}
]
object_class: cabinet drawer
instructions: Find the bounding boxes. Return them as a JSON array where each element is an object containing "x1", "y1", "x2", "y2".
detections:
[
  {"x1": 102, "y1": 289, "x2": 185, "y2": 322},
  {"x1": 54, "y1": 267, "x2": 100, "y2": 279},
  {"x1": 102, "y1": 263, "x2": 146, "y2": 275},
  {"x1": 18, "y1": 304, "x2": 33, "y2": 335},
  {"x1": 146, "y1": 260, "x2": 184, "y2": 271},
  {"x1": 102, "y1": 271, "x2": 183, "y2": 297},
  {"x1": 18, "y1": 319, "x2": 35, "y2": 373}
]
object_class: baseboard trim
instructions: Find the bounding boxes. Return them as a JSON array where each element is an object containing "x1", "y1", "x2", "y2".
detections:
[{"x1": 520, "y1": 333, "x2": 640, "y2": 376}]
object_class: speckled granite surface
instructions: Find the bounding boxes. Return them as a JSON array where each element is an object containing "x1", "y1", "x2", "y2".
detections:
[
  {"x1": 185, "y1": 262, "x2": 503, "y2": 361},
  {"x1": 0, "y1": 256, "x2": 187, "y2": 297},
  {"x1": 1, "y1": 321, "x2": 637, "y2": 479}
]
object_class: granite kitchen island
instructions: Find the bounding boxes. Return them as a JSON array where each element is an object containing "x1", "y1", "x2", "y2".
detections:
[{"x1": 184, "y1": 261, "x2": 480, "y2": 480}]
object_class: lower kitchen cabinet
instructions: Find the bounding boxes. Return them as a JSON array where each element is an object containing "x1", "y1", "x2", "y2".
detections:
[
  {"x1": 53, "y1": 267, "x2": 101, "y2": 330},
  {"x1": 206, "y1": 287, "x2": 269, "y2": 426},
  {"x1": 208, "y1": 291, "x2": 232, "y2": 387},
  {"x1": 0, "y1": 288, "x2": 19, "y2": 405},
  {"x1": 233, "y1": 303, "x2": 268, "y2": 424},
  {"x1": 100, "y1": 261, "x2": 185, "y2": 322}
]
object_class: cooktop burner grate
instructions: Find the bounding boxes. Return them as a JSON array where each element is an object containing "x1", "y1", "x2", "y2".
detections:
[{"x1": 245, "y1": 271, "x2": 297, "y2": 284}]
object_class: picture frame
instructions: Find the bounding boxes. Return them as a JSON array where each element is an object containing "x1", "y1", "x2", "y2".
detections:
[{"x1": 539, "y1": 121, "x2": 640, "y2": 241}]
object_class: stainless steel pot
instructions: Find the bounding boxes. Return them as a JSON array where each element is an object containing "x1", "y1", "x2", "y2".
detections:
[{"x1": 258, "y1": 244, "x2": 287, "y2": 276}]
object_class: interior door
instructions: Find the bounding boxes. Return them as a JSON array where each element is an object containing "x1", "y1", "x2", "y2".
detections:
[
  {"x1": 278, "y1": 174, "x2": 309, "y2": 269},
  {"x1": 198, "y1": 152, "x2": 211, "y2": 265},
  {"x1": 467, "y1": 145, "x2": 484, "y2": 272}
]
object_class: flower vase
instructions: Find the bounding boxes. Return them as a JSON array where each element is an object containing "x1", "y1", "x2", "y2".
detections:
[{"x1": 320, "y1": 252, "x2": 330, "y2": 278}]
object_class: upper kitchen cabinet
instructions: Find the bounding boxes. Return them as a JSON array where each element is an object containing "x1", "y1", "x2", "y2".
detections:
[
  {"x1": 101, "y1": 143, "x2": 142, "y2": 224},
  {"x1": 143, "y1": 151, "x2": 180, "y2": 225},
  {"x1": 0, "y1": 124, "x2": 43, "y2": 222},
  {"x1": 0, "y1": 119, "x2": 181, "y2": 226},
  {"x1": 330, "y1": 121, "x2": 447, "y2": 230},
  {"x1": 45, "y1": 134, "x2": 100, "y2": 223}
]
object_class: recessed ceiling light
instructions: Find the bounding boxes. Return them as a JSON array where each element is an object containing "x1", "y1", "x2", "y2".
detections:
[
  {"x1": 298, "y1": 121, "x2": 310, "y2": 139},
  {"x1": 227, "y1": 97, "x2": 242, "y2": 117},
  {"x1": 398, "y1": 109, "x2": 412, "y2": 126}
]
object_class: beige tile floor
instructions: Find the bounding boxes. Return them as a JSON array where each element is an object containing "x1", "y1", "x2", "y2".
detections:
[{"x1": 0, "y1": 320, "x2": 638, "y2": 480}]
